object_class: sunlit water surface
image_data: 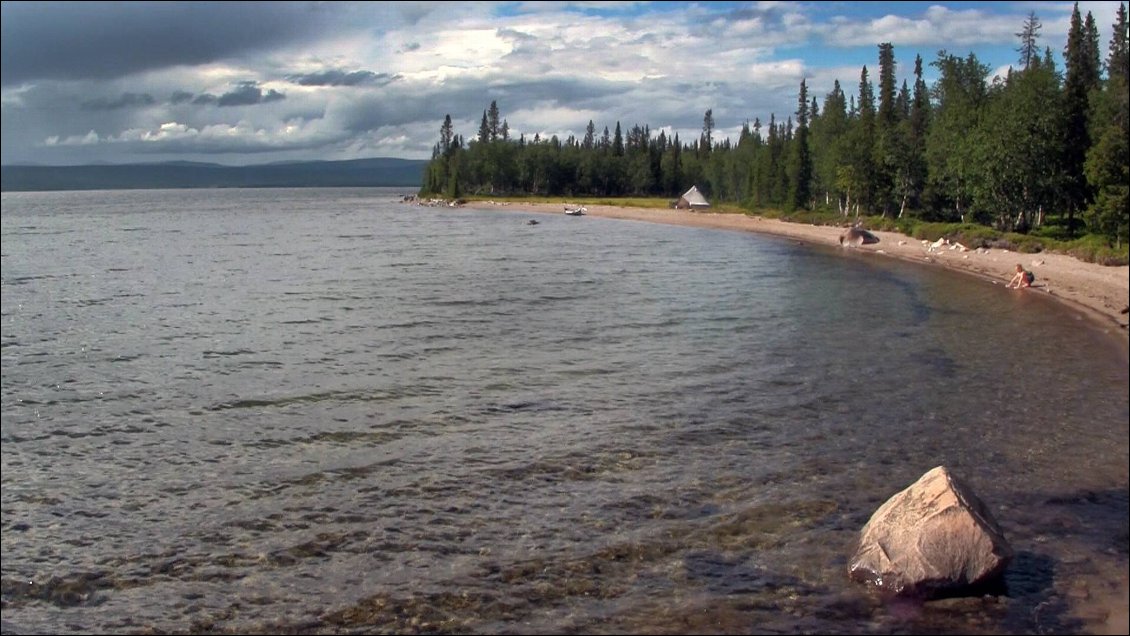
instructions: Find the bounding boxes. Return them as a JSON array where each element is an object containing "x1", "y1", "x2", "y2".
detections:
[{"x1": 1, "y1": 188, "x2": 1126, "y2": 635}]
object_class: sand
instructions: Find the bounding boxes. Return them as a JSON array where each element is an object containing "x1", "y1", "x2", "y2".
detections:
[{"x1": 465, "y1": 200, "x2": 1130, "y2": 342}]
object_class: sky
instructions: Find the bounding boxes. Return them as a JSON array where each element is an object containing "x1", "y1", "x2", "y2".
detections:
[{"x1": 1, "y1": 1, "x2": 1125, "y2": 166}]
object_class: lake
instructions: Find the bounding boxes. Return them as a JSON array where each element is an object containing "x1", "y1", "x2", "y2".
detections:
[{"x1": 2, "y1": 187, "x2": 1126, "y2": 634}]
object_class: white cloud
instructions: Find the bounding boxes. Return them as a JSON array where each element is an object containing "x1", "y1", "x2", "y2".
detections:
[
  {"x1": 822, "y1": 5, "x2": 1018, "y2": 48},
  {"x1": 46, "y1": 130, "x2": 101, "y2": 146}
]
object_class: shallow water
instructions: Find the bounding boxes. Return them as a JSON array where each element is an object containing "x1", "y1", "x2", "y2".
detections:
[{"x1": 1, "y1": 188, "x2": 1127, "y2": 634}]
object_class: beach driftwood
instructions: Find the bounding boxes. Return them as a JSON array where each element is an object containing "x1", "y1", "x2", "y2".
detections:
[{"x1": 848, "y1": 465, "x2": 1013, "y2": 599}]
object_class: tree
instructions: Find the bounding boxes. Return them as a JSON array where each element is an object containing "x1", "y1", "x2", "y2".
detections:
[
  {"x1": 701, "y1": 109, "x2": 715, "y2": 154},
  {"x1": 811, "y1": 80, "x2": 848, "y2": 210},
  {"x1": 1084, "y1": 110, "x2": 1129, "y2": 246},
  {"x1": 1108, "y1": 2, "x2": 1129, "y2": 85},
  {"x1": 847, "y1": 65, "x2": 877, "y2": 215},
  {"x1": 787, "y1": 79, "x2": 813, "y2": 211},
  {"x1": 1084, "y1": 2, "x2": 1130, "y2": 246},
  {"x1": 444, "y1": 151, "x2": 462, "y2": 199},
  {"x1": 487, "y1": 100, "x2": 501, "y2": 141},
  {"x1": 1062, "y1": 3, "x2": 1102, "y2": 235},
  {"x1": 660, "y1": 132, "x2": 682, "y2": 195},
  {"x1": 440, "y1": 114, "x2": 454, "y2": 155},
  {"x1": 1016, "y1": 11, "x2": 1042, "y2": 70},
  {"x1": 874, "y1": 43, "x2": 901, "y2": 216},
  {"x1": 877, "y1": 43, "x2": 898, "y2": 127},
  {"x1": 924, "y1": 51, "x2": 990, "y2": 222},
  {"x1": 583, "y1": 120, "x2": 596, "y2": 150},
  {"x1": 899, "y1": 54, "x2": 931, "y2": 217},
  {"x1": 477, "y1": 110, "x2": 490, "y2": 143},
  {"x1": 969, "y1": 52, "x2": 1064, "y2": 231}
]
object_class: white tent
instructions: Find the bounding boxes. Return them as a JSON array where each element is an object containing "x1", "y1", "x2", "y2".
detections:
[{"x1": 676, "y1": 185, "x2": 710, "y2": 209}]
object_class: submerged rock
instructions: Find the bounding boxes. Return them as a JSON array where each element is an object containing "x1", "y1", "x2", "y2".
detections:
[{"x1": 848, "y1": 465, "x2": 1013, "y2": 599}]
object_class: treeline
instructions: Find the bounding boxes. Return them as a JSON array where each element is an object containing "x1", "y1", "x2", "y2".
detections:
[{"x1": 420, "y1": 3, "x2": 1128, "y2": 246}]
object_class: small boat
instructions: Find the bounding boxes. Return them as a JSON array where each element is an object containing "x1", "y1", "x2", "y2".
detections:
[
  {"x1": 564, "y1": 205, "x2": 587, "y2": 216},
  {"x1": 527, "y1": 219, "x2": 540, "y2": 225}
]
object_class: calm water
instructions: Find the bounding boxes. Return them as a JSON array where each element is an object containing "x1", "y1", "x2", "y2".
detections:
[{"x1": 1, "y1": 188, "x2": 1127, "y2": 635}]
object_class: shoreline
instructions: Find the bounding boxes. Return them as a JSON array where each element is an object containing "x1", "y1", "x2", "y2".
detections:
[{"x1": 463, "y1": 200, "x2": 1130, "y2": 346}]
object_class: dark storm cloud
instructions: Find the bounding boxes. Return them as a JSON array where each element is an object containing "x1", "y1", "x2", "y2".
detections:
[
  {"x1": 80, "y1": 92, "x2": 156, "y2": 111},
  {"x1": 286, "y1": 70, "x2": 397, "y2": 87},
  {"x1": 0, "y1": 1, "x2": 350, "y2": 87},
  {"x1": 188, "y1": 84, "x2": 284, "y2": 107},
  {"x1": 170, "y1": 91, "x2": 195, "y2": 104},
  {"x1": 216, "y1": 82, "x2": 286, "y2": 107}
]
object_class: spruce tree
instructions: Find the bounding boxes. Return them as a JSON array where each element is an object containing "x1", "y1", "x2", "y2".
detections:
[
  {"x1": 1109, "y1": 3, "x2": 1129, "y2": 84},
  {"x1": 904, "y1": 54, "x2": 930, "y2": 215},
  {"x1": 1084, "y1": 2, "x2": 1130, "y2": 246},
  {"x1": 701, "y1": 109, "x2": 715, "y2": 154},
  {"x1": 487, "y1": 100, "x2": 501, "y2": 141},
  {"x1": 1063, "y1": 3, "x2": 1101, "y2": 234},
  {"x1": 477, "y1": 111, "x2": 490, "y2": 143},
  {"x1": 877, "y1": 43, "x2": 898, "y2": 127},
  {"x1": 852, "y1": 65, "x2": 876, "y2": 214},
  {"x1": 583, "y1": 120, "x2": 596, "y2": 150},
  {"x1": 1016, "y1": 11, "x2": 1042, "y2": 70},
  {"x1": 875, "y1": 44, "x2": 901, "y2": 215},
  {"x1": 440, "y1": 115, "x2": 454, "y2": 155},
  {"x1": 788, "y1": 79, "x2": 813, "y2": 211}
]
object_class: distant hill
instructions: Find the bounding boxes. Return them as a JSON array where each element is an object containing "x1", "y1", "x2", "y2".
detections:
[{"x1": 0, "y1": 157, "x2": 428, "y2": 192}]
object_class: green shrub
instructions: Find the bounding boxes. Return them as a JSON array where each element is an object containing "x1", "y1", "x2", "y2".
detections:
[{"x1": 1063, "y1": 235, "x2": 1130, "y2": 266}]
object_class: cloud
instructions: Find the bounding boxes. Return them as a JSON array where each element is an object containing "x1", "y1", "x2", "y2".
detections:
[
  {"x1": 216, "y1": 82, "x2": 286, "y2": 107},
  {"x1": 286, "y1": 70, "x2": 397, "y2": 87},
  {"x1": 45, "y1": 130, "x2": 100, "y2": 146},
  {"x1": 80, "y1": 92, "x2": 156, "y2": 111},
  {"x1": 47, "y1": 118, "x2": 350, "y2": 155},
  {"x1": 0, "y1": 1, "x2": 358, "y2": 87},
  {"x1": 184, "y1": 82, "x2": 287, "y2": 107},
  {"x1": 2, "y1": 1, "x2": 1097, "y2": 166},
  {"x1": 819, "y1": 5, "x2": 1018, "y2": 48}
]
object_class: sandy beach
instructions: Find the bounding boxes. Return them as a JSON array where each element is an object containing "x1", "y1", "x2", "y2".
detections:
[{"x1": 466, "y1": 200, "x2": 1130, "y2": 343}]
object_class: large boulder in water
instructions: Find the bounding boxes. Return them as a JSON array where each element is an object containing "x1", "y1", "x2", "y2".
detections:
[{"x1": 848, "y1": 465, "x2": 1013, "y2": 599}]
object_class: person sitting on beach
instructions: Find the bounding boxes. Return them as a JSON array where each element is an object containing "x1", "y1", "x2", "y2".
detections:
[{"x1": 1007, "y1": 264, "x2": 1035, "y2": 289}]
